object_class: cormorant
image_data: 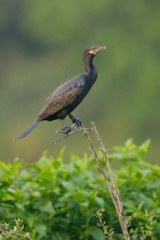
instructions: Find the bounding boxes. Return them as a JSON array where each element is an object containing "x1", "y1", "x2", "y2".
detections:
[{"x1": 16, "y1": 44, "x2": 106, "y2": 140}]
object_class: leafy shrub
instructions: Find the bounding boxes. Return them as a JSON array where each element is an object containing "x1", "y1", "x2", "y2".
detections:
[
  {"x1": 0, "y1": 140, "x2": 159, "y2": 239},
  {"x1": 0, "y1": 218, "x2": 31, "y2": 240}
]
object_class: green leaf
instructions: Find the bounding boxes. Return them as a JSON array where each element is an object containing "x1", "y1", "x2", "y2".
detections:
[
  {"x1": 61, "y1": 181, "x2": 74, "y2": 190},
  {"x1": 95, "y1": 197, "x2": 105, "y2": 207},
  {"x1": 15, "y1": 203, "x2": 25, "y2": 211},
  {"x1": 90, "y1": 227, "x2": 105, "y2": 240},
  {"x1": 40, "y1": 201, "x2": 55, "y2": 214},
  {"x1": 35, "y1": 224, "x2": 47, "y2": 238}
]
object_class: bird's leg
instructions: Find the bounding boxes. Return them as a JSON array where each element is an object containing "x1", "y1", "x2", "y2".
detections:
[
  {"x1": 68, "y1": 113, "x2": 82, "y2": 129},
  {"x1": 56, "y1": 119, "x2": 71, "y2": 134}
]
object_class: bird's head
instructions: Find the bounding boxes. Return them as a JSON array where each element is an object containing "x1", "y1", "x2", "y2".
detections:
[{"x1": 84, "y1": 44, "x2": 107, "y2": 56}]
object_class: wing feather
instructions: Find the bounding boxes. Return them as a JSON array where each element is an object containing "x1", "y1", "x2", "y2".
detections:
[{"x1": 38, "y1": 74, "x2": 85, "y2": 120}]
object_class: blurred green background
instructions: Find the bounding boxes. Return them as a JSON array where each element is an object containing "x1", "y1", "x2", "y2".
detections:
[{"x1": 0, "y1": 0, "x2": 160, "y2": 163}]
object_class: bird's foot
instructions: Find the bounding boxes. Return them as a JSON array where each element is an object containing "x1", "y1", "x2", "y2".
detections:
[
  {"x1": 68, "y1": 113, "x2": 82, "y2": 129},
  {"x1": 71, "y1": 118, "x2": 82, "y2": 129},
  {"x1": 56, "y1": 126, "x2": 71, "y2": 135}
]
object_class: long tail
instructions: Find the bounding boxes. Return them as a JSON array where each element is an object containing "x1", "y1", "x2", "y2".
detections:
[{"x1": 16, "y1": 121, "x2": 40, "y2": 140}]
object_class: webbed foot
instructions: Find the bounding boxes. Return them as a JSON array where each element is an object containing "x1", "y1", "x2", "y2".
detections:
[
  {"x1": 68, "y1": 113, "x2": 82, "y2": 129},
  {"x1": 56, "y1": 126, "x2": 71, "y2": 135},
  {"x1": 71, "y1": 117, "x2": 82, "y2": 129}
]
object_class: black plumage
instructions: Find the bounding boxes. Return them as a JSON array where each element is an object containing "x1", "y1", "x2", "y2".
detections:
[{"x1": 16, "y1": 44, "x2": 106, "y2": 140}]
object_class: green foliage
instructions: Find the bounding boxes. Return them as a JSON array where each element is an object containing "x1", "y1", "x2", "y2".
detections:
[
  {"x1": 0, "y1": 218, "x2": 31, "y2": 240},
  {"x1": 110, "y1": 140, "x2": 160, "y2": 220},
  {"x1": 0, "y1": 141, "x2": 160, "y2": 239},
  {"x1": 96, "y1": 210, "x2": 156, "y2": 240}
]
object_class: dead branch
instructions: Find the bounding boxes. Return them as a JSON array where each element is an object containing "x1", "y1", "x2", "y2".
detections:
[{"x1": 52, "y1": 122, "x2": 129, "y2": 239}]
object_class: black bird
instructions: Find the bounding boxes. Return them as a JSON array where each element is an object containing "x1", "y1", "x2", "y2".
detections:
[{"x1": 16, "y1": 44, "x2": 106, "y2": 140}]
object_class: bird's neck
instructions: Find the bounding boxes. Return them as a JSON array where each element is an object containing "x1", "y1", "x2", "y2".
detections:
[{"x1": 83, "y1": 55, "x2": 97, "y2": 79}]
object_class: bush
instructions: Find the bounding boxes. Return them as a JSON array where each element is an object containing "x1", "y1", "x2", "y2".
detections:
[
  {"x1": 0, "y1": 140, "x2": 159, "y2": 239},
  {"x1": 0, "y1": 218, "x2": 31, "y2": 240}
]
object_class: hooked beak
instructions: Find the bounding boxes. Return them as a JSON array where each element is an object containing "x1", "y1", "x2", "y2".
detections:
[{"x1": 89, "y1": 46, "x2": 107, "y2": 55}]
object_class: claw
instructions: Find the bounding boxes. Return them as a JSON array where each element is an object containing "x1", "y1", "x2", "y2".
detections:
[
  {"x1": 72, "y1": 118, "x2": 82, "y2": 129},
  {"x1": 68, "y1": 113, "x2": 82, "y2": 129},
  {"x1": 75, "y1": 118, "x2": 82, "y2": 127},
  {"x1": 56, "y1": 126, "x2": 71, "y2": 135}
]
